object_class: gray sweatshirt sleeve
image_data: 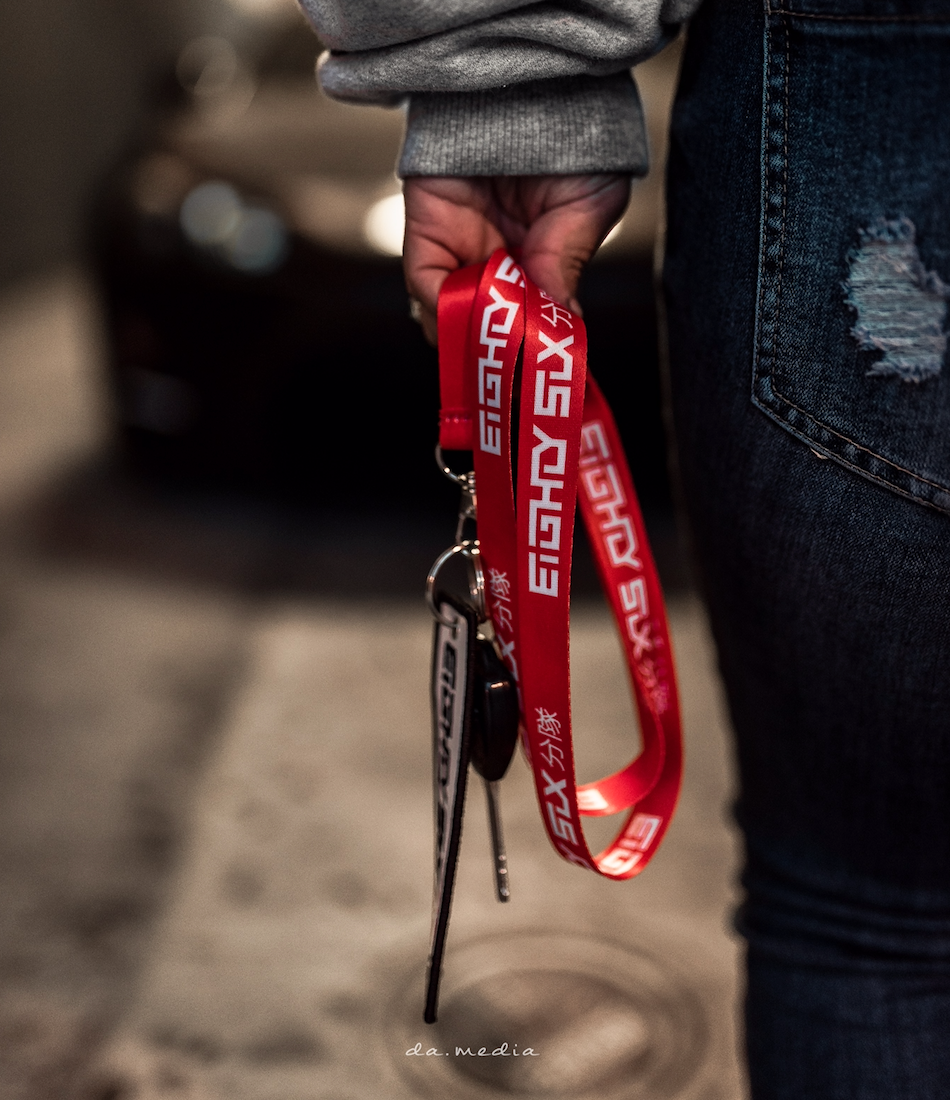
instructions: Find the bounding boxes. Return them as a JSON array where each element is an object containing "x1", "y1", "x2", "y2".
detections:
[{"x1": 297, "y1": 0, "x2": 701, "y2": 177}]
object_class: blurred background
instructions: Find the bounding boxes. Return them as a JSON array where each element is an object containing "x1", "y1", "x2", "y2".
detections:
[
  {"x1": 0, "y1": 3, "x2": 746, "y2": 1098},
  {"x1": 2, "y1": 0, "x2": 685, "y2": 540}
]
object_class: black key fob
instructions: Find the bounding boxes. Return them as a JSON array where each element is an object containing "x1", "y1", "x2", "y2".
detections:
[
  {"x1": 425, "y1": 598, "x2": 477, "y2": 1025},
  {"x1": 469, "y1": 638, "x2": 520, "y2": 783}
]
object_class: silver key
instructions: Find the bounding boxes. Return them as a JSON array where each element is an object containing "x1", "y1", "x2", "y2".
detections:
[{"x1": 483, "y1": 778, "x2": 510, "y2": 902}]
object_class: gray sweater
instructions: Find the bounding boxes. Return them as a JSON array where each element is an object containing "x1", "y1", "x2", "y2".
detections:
[{"x1": 297, "y1": 0, "x2": 701, "y2": 177}]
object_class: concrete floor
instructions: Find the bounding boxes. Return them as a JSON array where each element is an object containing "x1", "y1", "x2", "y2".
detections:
[{"x1": 0, "y1": 273, "x2": 748, "y2": 1100}]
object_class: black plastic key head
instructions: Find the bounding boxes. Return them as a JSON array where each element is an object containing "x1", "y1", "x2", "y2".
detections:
[{"x1": 470, "y1": 638, "x2": 520, "y2": 782}]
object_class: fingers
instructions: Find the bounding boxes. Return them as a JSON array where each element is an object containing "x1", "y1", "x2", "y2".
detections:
[
  {"x1": 401, "y1": 173, "x2": 632, "y2": 344},
  {"x1": 403, "y1": 177, "x2": 504, "y2": 344}
]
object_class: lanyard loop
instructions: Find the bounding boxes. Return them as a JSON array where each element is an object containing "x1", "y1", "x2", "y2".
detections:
[{"x1": 437, "y1": 251, "x2": 683, "y2": 881}]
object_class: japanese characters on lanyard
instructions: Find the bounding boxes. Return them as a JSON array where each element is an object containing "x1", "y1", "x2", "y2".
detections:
[{"x1": 423, "y1": 250, "x2": 683, "y2": 1022}]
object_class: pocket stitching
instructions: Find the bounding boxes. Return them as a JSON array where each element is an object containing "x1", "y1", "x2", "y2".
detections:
[
  {"x1": 761, "y1": 386, "x2": 950, "y2": 491},
  {"x1": 751, "y1": 11, "x2": 950, "y2": 510},
  {"x1": 768, "y1": 3, "x2": 950, "y2": 21}
]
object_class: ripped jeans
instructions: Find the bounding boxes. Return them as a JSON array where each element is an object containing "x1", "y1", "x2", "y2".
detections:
[{"x1": 664, "y1": 3, "x2": 950, "y2": 1096}]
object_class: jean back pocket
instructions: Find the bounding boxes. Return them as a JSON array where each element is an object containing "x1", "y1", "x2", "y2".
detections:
[{"x1": 752, "y1": 3, "x2": 950, "y2": 513}]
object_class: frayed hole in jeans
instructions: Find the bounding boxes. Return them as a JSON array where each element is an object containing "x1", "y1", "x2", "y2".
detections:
[{"x1": 843, "y1": 216, "x2": 948, "y2": 383}]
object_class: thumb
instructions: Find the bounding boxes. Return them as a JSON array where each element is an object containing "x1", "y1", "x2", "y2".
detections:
[
  {"x1": 517, "y1": 208, "x2": 619, "y2": 315},
  {"x1": 518, "y1": 246, "x2": 585, "y2": 316},
  {"x1": 512, "y1": 174, "x2": 631, "y2": 313}
]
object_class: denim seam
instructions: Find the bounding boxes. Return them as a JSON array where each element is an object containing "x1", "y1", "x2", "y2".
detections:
[
  {"x1": 768, "y1": 6, "x2": 950, "y2": 23},
  {"x1": 761, "y1": 394, "x2": 950, "y2": 492},
  {"x1": 776, "y1": 19, "x2": 790, "y2": 380},
  {"x1": 765, "y1": 18, "x2": 790, "y2": 379},
  {"x1": 750, "y1": 1, "x2": 771, "y2": 411},
  {"x1": 750, "y1": 12, "x2": 950, "y2": 515},
  {"x1": 752, "y1": 9, "x2": 786, "y2": 422},
  {"x1": 752, "y1": 12, "x2": 791, "y2": 435},
  {"x1": 752, "y1": 404, "x2": 950, "y2": 516}
]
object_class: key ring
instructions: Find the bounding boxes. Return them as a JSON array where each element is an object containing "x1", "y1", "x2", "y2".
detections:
[
  {"x1": 425, "y1": 542, "x2": 485, "y2": 627},
  {"x1": 434, "y1": 444, "x2": 470, "y2": 486},
  {"x1": 426, "y1": 445, "x2": 485, "y2": 628}
]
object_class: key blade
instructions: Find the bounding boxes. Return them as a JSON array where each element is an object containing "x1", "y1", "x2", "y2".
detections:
[{"x1": 484, "y1": 778, "x2": 510, "y2": 902}]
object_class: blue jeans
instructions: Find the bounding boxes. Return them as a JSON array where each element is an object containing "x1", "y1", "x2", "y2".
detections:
[{"x1": 663, "y1": 2, "x2": 950, "y2": 1096}]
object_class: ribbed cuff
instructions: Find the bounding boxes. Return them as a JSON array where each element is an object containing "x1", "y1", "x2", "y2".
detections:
[{"x1": 398, "y1": 72, "x2": 648, "y2": 177}]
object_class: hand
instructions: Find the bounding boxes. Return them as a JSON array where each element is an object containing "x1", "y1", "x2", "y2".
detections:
[{"x1": 403, "y1": 174, "x2": 631, "y2": 344}]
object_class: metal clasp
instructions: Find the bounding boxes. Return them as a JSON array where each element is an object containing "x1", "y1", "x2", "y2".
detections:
[{"x1": 426, "y1": 446, "x2": 485, "y2": 627}]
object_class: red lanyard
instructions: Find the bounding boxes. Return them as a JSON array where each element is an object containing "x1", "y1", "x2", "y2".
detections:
[{"x1": 437, "y1": 250, "x2": 682, "y2": 880}]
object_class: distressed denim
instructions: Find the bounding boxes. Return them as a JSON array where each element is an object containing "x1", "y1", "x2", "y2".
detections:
[{"x1": 664, "y1": 2, "x2": 950, "y2": 1096}]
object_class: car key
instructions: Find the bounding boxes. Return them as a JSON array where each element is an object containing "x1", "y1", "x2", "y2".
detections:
[
  {"x1": 424, "y1": 596, "x2": 477, "y2": 1025},
  {"x1": 469, "y1": 637, "x2": 519, "y2": 901}
]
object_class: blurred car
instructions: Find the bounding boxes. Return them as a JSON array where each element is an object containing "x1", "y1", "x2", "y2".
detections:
[{"x1": 91, "y1": 13, "x2": 678, "y2": 517}]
